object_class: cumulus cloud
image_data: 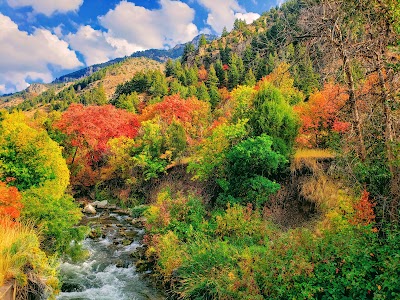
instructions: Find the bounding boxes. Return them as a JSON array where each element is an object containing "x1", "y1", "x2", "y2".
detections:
[
  {"x1": 235, "y1": 12, "x2": 260, "y2": 24},
  {"x1": 197, "y1": 0, "x2": 260, "y2": 33},
  {"x1": 67, "y1": 25, "x2": 142, "y2": 66},
  {"x1": 0, "y1": 13, "x2": 83, "y2": 94},
  {"x1": 67, "y1": 0, "x2": 198, "y2": 66},
  {"x1": 6, "y1": 0, "x2": 83, "y2": 16},
  {"x1": 100, "y1": 0, "x2": 198, "y2": 49}
]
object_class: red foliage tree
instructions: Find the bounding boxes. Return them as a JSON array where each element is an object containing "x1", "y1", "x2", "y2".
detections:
[
  {"x1": 55, "y1": 104, "x2": 140, "y2": 187},
  {"x1": 350, "y1": 190, "x2": 376, "y2": 226},
  {"x1": 0, "y1": 182, "x2": 23, "y2": 220},
  {"x1": 141, "y1": 94, "x2": 210, "y2": 143},
  {"x1": 294, "y1": 83, "x2": 350, "y2": 147},
  {"x1": 56, "y1": 104, "x2": 140, "y2": 163}
]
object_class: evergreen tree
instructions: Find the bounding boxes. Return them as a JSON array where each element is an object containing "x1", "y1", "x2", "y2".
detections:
[
  {"x1": 244, "y1": 68, "x2": 256, "y2": 87},
  {"x1": 215, "y1": 60, "x2": 225, "y2": 87},
  {"x1": 221, "y1": 26, "x2": 229, "y2": 37},
  {"x1": 198, "y1": 34, "x2": 207, "y2": 48},
  {"x1": 196, "y1": 82, "x2": 210, "y2": 102},
  {"x1": 228, "y1": 64, "x2": 240, "y2": 90},
  {"x1": 209, "y1": 86, "x2": 221, "y2": 109},
  {"x1": 165, "y1": 59, "x2": 175, "y2": 77},
  {"x1": 181, "y1": 43, "x2": 195, "y2": 64},
  {"x1": 186, "y1": 67, "x2": 198, "y2": 86},
  {"x1": 207, "y1": 65, "x2": 219, "y2": 88}
]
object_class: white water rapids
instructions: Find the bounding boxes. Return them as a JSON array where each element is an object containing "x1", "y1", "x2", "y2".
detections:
[{"x1": 57, "y1": 212, "x2": 165, "y2": 300}]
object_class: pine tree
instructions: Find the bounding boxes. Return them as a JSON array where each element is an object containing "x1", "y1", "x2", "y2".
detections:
[
  {"x1": 198, "y1": 34, "x2": 207, "y2": 48},
  {"x1": 196, "y1": 82, "x2": 210, "y2": 102},
  {"x1": 207, "y1": 65, "x2": 219, "y2": 88},
  {"x1": 165, "y1": 59, "x2": 175, "y2": 77},
  {"x1": 228, "y1": 64, "x2": 240, "y2": 90},
  {"x1": 181, "y1": 43, "x2": 195, "y2": 64},
  {"x1": 221, "y1": 26, "x2": 229, "y2": 37},
  {"x1": 244, "y1": 68, "x2": 256, "y2": 87}
]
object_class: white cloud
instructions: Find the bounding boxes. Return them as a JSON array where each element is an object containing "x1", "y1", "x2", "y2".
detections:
[
  {"x1": 6, "y1": 0, "x2": 83, "y2": 16},
  {"x1": 197, "y1": 0, "x2": 259, "y2": 33},
  {"x1": 67, "y1": 25, "x2": 143, "y2": 66},
  {"x1": 0, "y1": 13, "x2": 83, "y2": 94},
  {"x1": 67, "y1": 0, "x2": 199, "y2": 66},
  {"x1": 99, "y1": 0, "x2": 198, "y2": 49},
  {"x1": 234, "y1": 12, "x2": 260, "y2": 24}
]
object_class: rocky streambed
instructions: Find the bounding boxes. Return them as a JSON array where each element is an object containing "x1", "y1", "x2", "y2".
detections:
[{"x1": 57, "y1": 206, "x2": 165, "y2": 300}]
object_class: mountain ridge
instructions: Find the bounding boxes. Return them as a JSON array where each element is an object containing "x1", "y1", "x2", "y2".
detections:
[{"x1": 53, "y1": 34, "x2": 217, "y2": 84}]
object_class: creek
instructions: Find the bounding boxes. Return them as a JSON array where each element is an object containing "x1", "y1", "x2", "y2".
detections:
[{"x1": 57, "y1": 209, "x2": 165, "y2": 300}]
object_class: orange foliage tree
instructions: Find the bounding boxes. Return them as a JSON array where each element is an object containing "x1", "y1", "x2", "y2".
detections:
[
  {"x1": 0, "y1": 182, "x2": 23, "y2": 220},
  {"x1": 294, "y1": 83, "x2": 350, "y2": 147},
  {"x1": 141, "y1": 94, "x2": 210, "y2": 143},
  {"x1": 198, "y1": 65, "x2": 208, "y2": 82},
  {"x1": 55, "y1": 104, "x2": 140, "y2": 187},
  {"x1": 350, "y1": 190, "x2": 376, "y2": 226}
]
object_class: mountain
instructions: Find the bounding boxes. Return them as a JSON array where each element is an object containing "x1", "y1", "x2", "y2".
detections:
[
  {"x1": 54, "y1": 34, "x2": 217, "y2": 83},
  {"x1": 0, "y1": 57, "x2": 164, "y2": 110}
]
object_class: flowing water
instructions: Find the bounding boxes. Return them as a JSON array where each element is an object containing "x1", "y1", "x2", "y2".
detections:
[{"x1": 57, "y1": 210, "x2": 165, "y2": 300}]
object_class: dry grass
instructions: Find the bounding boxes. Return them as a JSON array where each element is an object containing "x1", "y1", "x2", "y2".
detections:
[
  {"x1": 101, "y1": 57, "x2": 164, "y2": 99},
  {"x1": 0, "y1": 221, "x2": 41, "y2": 285},
  {"x1": 0, "y1": 221, "x2": 59, "y2": 299},
  {"x1": 300, "y1": 174, "x2": 339, "y2": 210},
  {"x1": 292, "y1": 149, "x2": 335, "y2": 173}
]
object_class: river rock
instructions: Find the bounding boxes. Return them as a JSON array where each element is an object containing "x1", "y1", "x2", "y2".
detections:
[
  {"x1": 122, "y1": 239, "x2": 133, "y2": 246},
  {"x1": 91, "y1": 200, "x2": 108, "y2": 208},
  {"x1": 132, "y1": 217, "x2": 146, "y2": 227},
  {"x1": 83, "y1": 204, "x2": 96, "y2": 214}
]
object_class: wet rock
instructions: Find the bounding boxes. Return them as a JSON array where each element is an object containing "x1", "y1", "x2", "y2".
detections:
[
  {"x1": 83, "y1": 204, "x2": 96, "y2": 214},
  {"x1": 122, "y1": 239, "x2": 133, "y2": 246},
  {"x1": 61, "y1": 282, "x2": 84, "y2": 292},
  {"x1": 113, "y1": 209, "x2": 131, "y2": 215},
  {"x1": 131, "y1": 217, "x2": 147, "y2": 227},
  {"x1": 88, "y1": 228, "x2": 101, "y2": 239},
  {"x1": 116, "y1": 260, "x2": 130, "y2": 268},
  {"x1": 91, "y1": 200, "x2": 108, "y2": 208}
]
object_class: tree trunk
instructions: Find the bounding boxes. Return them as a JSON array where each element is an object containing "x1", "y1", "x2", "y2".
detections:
[
  {"x1": 343, "y1": 55, "x2": 367, "y2": 161},
  {"x1": 377, "y1": 63, "x2": 399, "y2": 222}
]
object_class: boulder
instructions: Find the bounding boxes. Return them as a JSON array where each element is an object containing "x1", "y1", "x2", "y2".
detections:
[
  {"x1": 91, "y1": 200, "x2": 108, "y2": 208},
  {"x1": 83, "y1": 204, "x2": 96, "y2": 214}
]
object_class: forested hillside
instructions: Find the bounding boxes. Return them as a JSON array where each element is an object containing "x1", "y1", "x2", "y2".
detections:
[{"x1": 0, "y1": 0, "x2": 399, "y2": 299}]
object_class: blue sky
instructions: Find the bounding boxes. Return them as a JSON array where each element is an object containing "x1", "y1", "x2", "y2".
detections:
[{"x1": 0, "y1": 0, "x2": 280, "y2": 94}]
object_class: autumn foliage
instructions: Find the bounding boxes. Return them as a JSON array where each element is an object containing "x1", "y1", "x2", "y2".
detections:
[
  {"x1": 350, "y1": 190, "x2": 376, "y2": 226},
  {"x1": 56, "y1": 104, "x2": 140, "y2": 163},
  {"x1": 141, "y1": 94, "x2": 210, "y2": 142},
  {"x1": 0, "y1": 182, "x2": 23, "y2": 220},
  {"x1": 295, "y1": 83, "x2": 350, "y2": 147}
]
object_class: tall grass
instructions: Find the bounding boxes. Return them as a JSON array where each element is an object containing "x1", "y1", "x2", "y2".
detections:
[
  {"x1": 292, "y1": 148, "x2": 335, "y2": 173},
  {"x1": 0, "y1": 220, "x2": 59, "y2": 296}
]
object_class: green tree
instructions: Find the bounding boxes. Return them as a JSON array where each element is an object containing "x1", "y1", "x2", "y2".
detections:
[
  {"x1": 113, "y1": 92, "x2": 139, "y2": 112},
  {"x1": 0, "y1": 112, "x2": 84, "y2": 254},
  {"x1": 221, "y1": 26, "x2": 229, "y2": 37},
  {"x1": 207, "y1": 65, "x2": 220, "y2": 88},
  {"x1": 198, "y1": 34, "x2": 207, "y2": 48},
  {"x1": 182, "y1": 43, "x2": 195, "y2": 64},
  {"x1": 220, "y1": 134, "x2": 286, "y2": 207},
  {"x1": 249, "y1": 81, "x2": 299, "y2": 157},
  {"x1": 165, "y1": 121, "x2": 187, "y2": 159},
  {"x1": 228, "y1": 64, "x2": 240, "y2": 90},
  {"x1": 244, "y1": 68, "x2": 256, "y2": 87},
  {"x1": 196, "y1": 82, "x2": 210, "y2": 102},
  {"x1": 165, "y1": 59, "x2": 175, "y2": 77}
]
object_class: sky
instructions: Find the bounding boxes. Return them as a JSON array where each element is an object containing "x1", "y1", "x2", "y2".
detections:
[{"x1": 0, "y1": 0, "x2": 281, "y2": 95}]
